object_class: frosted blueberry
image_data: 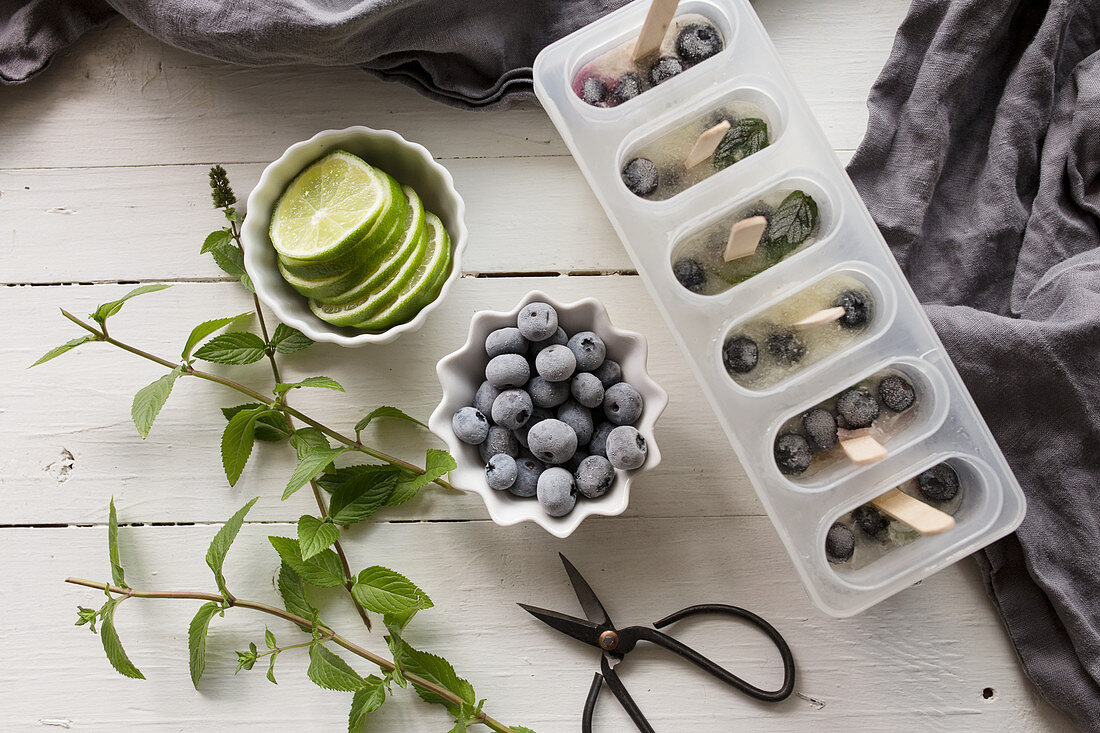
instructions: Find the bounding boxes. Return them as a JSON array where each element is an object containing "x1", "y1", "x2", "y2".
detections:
[
  {"x1": 801, "y1": 407, "x2": 838, "y2": 451},
  {"x1": 527, "y1": 418, "x2": 579, "y2": 465},
  {"x1": 510, "y1": 457, "x2": 544, "y2": 498},
  {"x1": 676, "y1": 22, "x2": 722, "y2": 64},
  {"x1": 485, "y1": 327, "x2": 528, "y2": 358},
  {"x1": 878, "y1": 375, "x2": 915, "y2": 413},
  {"x1": 834, "y1": 290, "x2": 872, "y2": 329},
  {"x1": 485, "y1": 453, "x2": 518, "y2": 491},
  {"x1": 517, "y1": 302, "x2": 559, "y2": 341},
  {"x1": 575, "y1": 455, "x2": 615, "y2": 499},
  {"x1": 537, "y1": 467, "x2": 578, "y2": 517},
  {"x1": 491, "y1": 388, "x2": 533, "y2": 430},
  {"x1": 673, "y1": 258, "x2": 707, "y2": 293},
  {"x1": 723, "y1": 336, "x2": 758, "y2": 374},
  {"x1": 474, "y1": 380, "x2": 502, "y2": 418},
  {"x1": 588, "y1": 422, "x2": 615, "y2": 458},
  {"x1": 581, "y1": 76, "x2": 608, "y2": 105},
  {"x1": 557, "y1": 400, "x2": 594, "y2": 446},
  {"x1": 485, "y1": 353, "x2": 530, "y2": 388},
  {"x1": 451, "y1": 406, "x2": 489, "y2": 445},
  {"x1": 535, "y1": 344, "x2": 577, "y2": 383},
  {"x1": 836, "y1": 387, "x2": 879, "y2": 428},
  {"x1": 514, "y1": 406, "x2": 553, "y2": 449},
  {"x1": 774, "y1": 433, "x2": 812, "y2": 475},
  {"x1": 603, "y1": 382, "x2": 643, "y2": 426},
  {"x1": 605, "y1": 425, "x2": 647, "y2": 470},
  {"x1": 766, "y1": 332, "x2": 806, "y2": 365},
  {"x1": 591, "y1": 359, "x2": 622, "y2": 389},
  {"x1": 622, "y1": 157, "x2": 658, "y2": 197},
  {"x1": 570, "y1": 372, "x2": 605, "y2": 409},
  {"x1": 613, "y1": 72, "x2": 645, "y2": 104},
  {"x1": 918, "y1": 463, "x2": 960, "y2": 502},
  {"x1": 530, "y1": 327, "x2": 568, "y2": 350},
  {"x1": 567, "y1": 331, "x2": 606, "y2": 372},
  {"x1": 648, "y1": 55, "x2": 683, "y2": 84},
  {"x1": 527, "y1": 375, "x2": 570, "y2": 408},
  {"x1": 853, "y1": 504, "x2": 889, "y2": 538},
  {"x1": 479, "y1": 425, "x2": 518, "y2": 463},
  {"x1": 825, "y1": 523, "x2": 855, "y2": 563},
  {"x1": 564, "y1": 446, "x2": 589, "y2": 474}
]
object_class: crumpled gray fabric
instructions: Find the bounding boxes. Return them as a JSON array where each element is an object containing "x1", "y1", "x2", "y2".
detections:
[
  {"x1": 846, "y1": 0, "x2": 1100, "y2": 729},
  {"x1": 0, "y1": 0, "x2": 627, "y2": 107}
]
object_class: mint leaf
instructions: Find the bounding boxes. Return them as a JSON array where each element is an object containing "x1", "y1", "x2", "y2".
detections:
[
  {"x1": 762, "y1": 190, "x2": 818, "y2": 254},
  {"x1": 354, "y1": 406, "x2": 427, "y2": 434},
  {"x1": 389, "y1": 449, "x2": 456, "y2": 505},
  {"x1": 266, "y1": 650, "x2": 280, "y2": 684},
  {"x1": 131, "y1": 366, "x2": 183, "y2": 439},
  {"x1": 207, "y1": 241, "x2": 254, "y2": 292},
  {"x1": 387, "y1": 630, "x2": 474, "y2": 715},
  {"x1": 268, "y1": 536, "x2": 345, "y2": 588},
  {"x1": 297, "y1": 515, "x2": 339, "y2": 560},
  {"x1": 206, "y1": 497, "x2": 259, "y2": 598},
  {"x1": 348, "y1": 678, "x2": 387, "y2": 731},
  {"x1": 351, "y1": 567, "x2": 433, "y2": 624},
  {"x1": 29, "y1": 335, "x2": 95, "y2": 368},
  {"x1": 99, "y1": 599, "x2": 145, "y2": 679},
  {"x1": 92, "y1": 283, "x2": 171, "y2": 323},
  {"x1": 316, "y1": 464, "x2": 398, "y2": 493},
  {"x1": 107, "y1": 497, "x2": 128, "y2": 589},
  {"x1": 274, "y1": 376, "x2": 344, "y2": 394},
  {"x1": 221, "y1": 403, "x2": 289, "y2": 442},
  {"x1": 221, "y1": 406, "x2": 269, "y2": 485},
  {"x1": 511, "y1": 727, "x2": 538, "y2": 733},
  {"x1": 307, "y1": 644, "x2": 364, "y2": 692},
  {"x1": 284, "y1": 446, "x2": 348, "y2": 500},
  {"x1": 194, "y1": 332, "x2": 267, "y2": 365},
  {"x1": 235, "y1": 641, "x2": 258, "y2": 672},
  {"x1": 188, "y1": 601, "x2": 221, "y2": 687},
  {"x1": 277, "y1": 562, "x2": 318, "y2": 624},
  {"x1": 328, "y1": 468, "x2": 399, "y2": 525},
  {"x1": 290, "y1": 427, "x2": 330, "y2": 459},
  {"x1": 201, "y1": 229, "x2": 232, "y2": 254},
  {"x1": 182, "y1": 312, "x2": 252, "y2": 360},
  {"x1": 713, "y1": 117, "x2": 769, "y2": 170},
  {"x1": 269, "y1": 324, "x2": 314, "y2": 354},
  {"x1": 383, "y1": 620, "x2": 407, "y2": 689}
]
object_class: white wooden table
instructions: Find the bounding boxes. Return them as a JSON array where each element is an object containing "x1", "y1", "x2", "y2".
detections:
[{"x1": 0, "y1": 2, "x2": 1075, "y2": 730}]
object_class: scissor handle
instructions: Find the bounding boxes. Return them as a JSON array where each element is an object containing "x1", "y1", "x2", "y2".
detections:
[
  {"x1": 621, "y1": 603, "x2": 796, "y2": 703},
  {"x1": 582, "y1": 661, "x2": 657, "y2": 733}
]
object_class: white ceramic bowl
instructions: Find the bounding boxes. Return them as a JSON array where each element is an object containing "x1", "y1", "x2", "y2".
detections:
[
  {"x1": 241, "y1": 126, "x2": 468, "y2": 346},
  {"x1": 429, "y1": 291, "x2": 668, "y2": 538}
]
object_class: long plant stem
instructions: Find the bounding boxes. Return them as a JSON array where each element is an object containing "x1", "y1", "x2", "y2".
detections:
[
  {"x1": 65, "y1": 578, "x2": 515, "y2": 733},
  {"x1": 58, "y1": 308, "x2": 452, "y2": 491}
]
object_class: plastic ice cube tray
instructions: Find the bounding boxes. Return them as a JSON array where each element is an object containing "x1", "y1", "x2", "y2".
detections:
[{"x1": 533, "y1": 0, "x2": 1026, "y2": 616}]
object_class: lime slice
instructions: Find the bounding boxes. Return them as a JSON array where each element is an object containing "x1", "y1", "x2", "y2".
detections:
[
  {"x1": 269, "y1": 151, "x2": 389, "y2": 262},
  {"x1": 278, "y1": 172, "x2": 405, "y2": 279},
  {"x1": 323, "y1": 185, "x2": 427, "y2": 306},
  {"x1": 353, "y1": 213, "x2": 453, "y2": 332},
  {"x1": 277, "y1": 257, "x2": 374, "y2": 301}
]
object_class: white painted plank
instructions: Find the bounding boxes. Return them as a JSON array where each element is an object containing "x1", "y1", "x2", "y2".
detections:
[{"x1": 1, "y1": 522, "x2": 1073, "y2": 731}]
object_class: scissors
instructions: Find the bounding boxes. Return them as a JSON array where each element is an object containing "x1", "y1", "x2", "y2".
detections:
[{"x1": 518, "y1": 554, "x2": 796, "y2": 732}]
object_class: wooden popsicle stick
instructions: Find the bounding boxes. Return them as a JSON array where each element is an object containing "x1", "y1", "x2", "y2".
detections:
[
  {"x1": 632, "y1": 0, "x2": 681, "y2": 61},
  {"x1": 793, "y1": 306, "x2": 847, "y2": 329},
  {"x1": 871, "y1": 488, "x2": 956, "y2": 535},
  {"x1": 723, "y1": 215, "x2": 768, "y2": 261},
  {"x1": 685, "y1": 120, "x2": 730, "y2": 169},
  {"x1": 839, "y1": 434, "x2": 887, "y2": 465}
]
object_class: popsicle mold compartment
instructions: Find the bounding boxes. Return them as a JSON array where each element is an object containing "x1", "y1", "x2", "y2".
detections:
[{"x1": 534, "y1": 0, "x2": 1026, "y2": 615}]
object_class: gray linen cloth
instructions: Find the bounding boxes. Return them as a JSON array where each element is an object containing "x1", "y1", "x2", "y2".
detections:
[{"x1": 4, "y1": 0, "x2": 1099, "y2": 727}]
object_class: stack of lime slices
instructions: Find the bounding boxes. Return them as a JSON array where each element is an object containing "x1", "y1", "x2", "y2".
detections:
[{"x1": 269, "y1": 150, "x2": 453, "y2": 332}]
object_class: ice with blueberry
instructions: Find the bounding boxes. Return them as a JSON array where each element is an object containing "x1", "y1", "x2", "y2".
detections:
[
  {"x1": 672, "y1": 189, "x2": 820, "y2": 295},
  {"x1": 573, "y1": 15, "x2": 724, "y2": 108},
  {"x1": 722, "y1": 275, "x2": 875, "y2": 390}
]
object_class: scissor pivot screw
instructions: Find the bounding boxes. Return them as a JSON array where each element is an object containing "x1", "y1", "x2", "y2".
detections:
[{"x1": 599, "y1": 631, "x2": 619, "y2": 651}]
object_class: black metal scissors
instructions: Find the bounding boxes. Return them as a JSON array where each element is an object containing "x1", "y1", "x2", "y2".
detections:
[{"x1": 518, "y1": 554, "x2": 796, "y2": 732}]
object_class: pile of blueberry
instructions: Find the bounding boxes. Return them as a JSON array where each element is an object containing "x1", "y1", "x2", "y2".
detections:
[
  {"x1": 451, "y1": 301, "x2": 648, "y2": 517},
  {"x1": 578, "y1": 21, "x2": 724, "y2": 108},
  {"x1": 825, "y1": 462, "x2": 961, "y2": 564},
  {"x1": 774, "y1": 373, "x2": 916, "y2": 476}
]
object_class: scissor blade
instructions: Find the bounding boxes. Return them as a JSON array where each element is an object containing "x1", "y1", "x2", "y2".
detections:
[
  {"x1": 517, "y1": 603, "x2": 604, "y2": 648},
  {"x1": 559, "y1": 553, "x2": 612, "y2": 627}
]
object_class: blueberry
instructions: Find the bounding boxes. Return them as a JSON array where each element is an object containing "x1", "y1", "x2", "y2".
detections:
[
  {"x1": 513, "y1": 406, "x2": 553, "y2": 448},
  {"x1": 878, "y1": 375, "x2": 916, "y2": 413},
  {"x1": 723, "y1": 336, "x2": 758, "y2": 374},
  {"x1": 517, "y1": 302, "x2": 559, "y2": 341},
  {"x1": 622, "y1": 157, "x2": 659, "y2": 197},
  {"x1": 557, "y1": 400, "x2": 594, "y2": 446},
  {"x1": 835, "y1": 387, "x2": 880, "y2": 428},
  {"x1": 588, "y1": 422, "x2": 615, "y2": 458},
  {"x1": 581, "y1": 76, "x2": 608, "y2": 105},
  {"x1": 575, "y1": 455, "x2": 615, "y2": 499},
  {"x1": 648, "y1": 55, "x2": 683, "y2": 85},
  {"x1": 613, "y1": 72, "x2": 645, "y2": 104},
  {"x1": 479, "y1": 425, "x2": 519, "y2": 463},
  {"x1": 676, "y1": 22, "x2": 722, "y2": 64},
  {"x1": 918, "y1": 463, "x2": 960, "y2": 502},
  {"x1": 605, "y1": 425, "x2": 647, "y2": 470},
  {"x1": 485, "y1": 454, "x2": 518, "y2": 491},
  {"x1": 591, "y1": 360, "x2": 622, "y2": 389},
  {"x1": 673, "y1": 258, "x2": 707, "y2": 293},
  {"x1": 567, "y1": 331, "x2": 606, "y2": 372},
  {"x1": 766, "y1": 332, "x2": 806, "y2": 365},
  {"x1": 571, "y1": 372, "x2": 605, "y2": 409},
  {"x1": 537, "y1": 467, "x2": 578, "y2": 517},
  {"x1": 825, "y1": 523, "x2": 855, "y2": 563},
  {"x1": 473, "y1": 381, "x2": 502, "y2": 418},
  {"x1": 603, "y1": 382, "x2": 643, "y2": 425},
  {"x1": 451, "y1": 406, "x2": 489, "y2": 445},
  {"x1": 802, "y1": 407, "x2": 838, "y2": 451},
  {"x1": 485, "y1": 353, "x2": 530, "y2": 388},
  {"x1": 510, "y1": 457, "x2": 544, "y2": 497},
  {"x1": 564, "y1": 446, "x2": 590, "y2": 474},
  {"x1": 535, "y1": 344, "x2": 577, "y2": 383},
  {"x1": 485, "y1": 327, "x2": 529, "y2": 358},
  {"x1": 491, "y1": 388, "x2": 533, "y2": 430},
  {"x1": 530, "y1": 326, "x2": 568, "y2": 350},
  {"x1": 852, "y1": 504, "x2": 889, "y2": 538},
  {"x1": 527, "y1": 375, "x2": 570, "y2": 408},
  {"x1": 833, "y1": 290, "x2": 872, "y2": 329},
  {"x1": 527, "y1": 418, "x2": 579, "y2": 465},
  {"x1": 774, "y1": 433, "x2": 812, "y2": 475}
]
